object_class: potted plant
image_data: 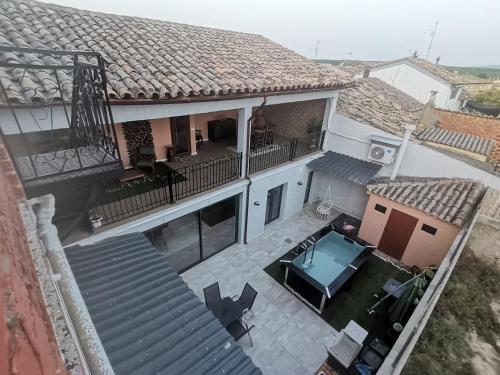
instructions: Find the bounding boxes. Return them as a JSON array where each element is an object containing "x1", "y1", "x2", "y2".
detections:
[{"x1": 88, "y1": 209, "x2": 103, "y2": 231}]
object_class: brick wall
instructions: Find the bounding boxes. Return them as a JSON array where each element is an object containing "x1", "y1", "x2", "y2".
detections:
[
  {"x1": 261, "y1": 99, "x2": 326, "y2": 139},
  {"x1": 434, "y1": 109, "x2": 500, "y2": 162},
  {"x1": 0, "y1": 142, "x2": 68, "y2": 375}
]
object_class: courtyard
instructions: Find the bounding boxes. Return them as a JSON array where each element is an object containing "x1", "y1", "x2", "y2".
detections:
[{"x1": 181, "y1": 207, "x2": 412, "y2": 374}]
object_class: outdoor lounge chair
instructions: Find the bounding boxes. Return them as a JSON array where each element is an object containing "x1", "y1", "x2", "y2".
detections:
[
  {"x1": 203, "y1": 282, "x2": 222, "y2": 311},
  {"x1": 327, "y1": 320, "x2": 368, "y2": 369},
  {"x1": 136, "y1": 147, "x2": 156, "y2": 172},
  {"x1": 232, "y1": 283, "x2": 258, "y2": 319},
  {"x1": 226, "y1": 319, "x2": 255, "y2": 346}
]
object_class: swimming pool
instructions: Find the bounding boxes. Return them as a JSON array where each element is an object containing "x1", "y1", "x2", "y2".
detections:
[{"x1": 284, "y1": 224, "x2": 374, "y2": 313}]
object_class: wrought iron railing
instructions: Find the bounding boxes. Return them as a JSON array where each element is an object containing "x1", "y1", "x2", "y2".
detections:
[
  {"x1": 0, "y1": 46, "x2": 121, "y2": 186},
  {"x1": 93, "y1": 153, "x2": 242, "y2": 226},
  {"x1": 248, "y1": 130, "x2": 324, "y2": 174},
  {"x1": 175, "y1": 153, "x2": 242, "y2": 200}
]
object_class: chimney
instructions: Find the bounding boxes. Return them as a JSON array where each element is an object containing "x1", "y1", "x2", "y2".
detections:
[
  {"x1": 416, "y1": 91, "x2": 438, "y2": 133},
  {"x1": 363, "y1": 69, "x2": 370, "y2": 78},
  {"x1": 435, "y1": 56, "x2": 441, "y2": 65},
  {"x1": 390, "y1": 125, "x2": 416, "y2": 180}
]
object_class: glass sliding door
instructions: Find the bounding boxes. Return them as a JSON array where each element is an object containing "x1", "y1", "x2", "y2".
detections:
[
  {"x1": 145, "y1": 194, "x2": 240, "y2": 272},
  {"x1": 201, "y1": 196, "x2": 238, "y2": 259},
  {"x1": 265, "y1": 185, "x2": 283, "y2": 224},
  {"x1": 145, "y1": 212, "x2": 201, "y2": 272},
  {"x1": 304, "y1": 171, "x2": 313, "y2": 205}
]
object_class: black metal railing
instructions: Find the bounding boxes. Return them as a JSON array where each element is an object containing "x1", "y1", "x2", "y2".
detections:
[
  {"x1": 93, "y1": 153, "x2": 242, "y2": 225},
  {"x1": 248, "y1": 130, "x2": 324, "y2": 174},
  {"x1": 0, "y1": 46, "x2": 122, "y2": 186},
  {"x1": 175, "y1": 153, "x2": 242, "y2": 200}
]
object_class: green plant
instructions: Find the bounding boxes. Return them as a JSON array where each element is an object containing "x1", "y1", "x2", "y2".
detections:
[{"x1": 474, "y1": 89, "x2": 500, "y2": 106}]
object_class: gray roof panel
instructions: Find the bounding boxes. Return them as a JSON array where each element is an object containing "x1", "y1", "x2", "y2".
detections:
[
  {"x1": 65, "y1": 233, "x2": 261, "y2": 375},
  {"x1": 307, "y1": 151, "x2": 382, "y2": 185}
]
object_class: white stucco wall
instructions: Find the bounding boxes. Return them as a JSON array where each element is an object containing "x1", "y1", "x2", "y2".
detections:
[
  {"x1": 309, "y1": 173, "x2": 368, "y2": 219},
  {"x1": 357, "y1": 62, "x2": 461, "y2": 110},
  {"x1": 245, "y1": 155, "x2": 320, "y2": 241},
  {"x1": 325, "y1": 113, "x2": 500, "y2": 189}
]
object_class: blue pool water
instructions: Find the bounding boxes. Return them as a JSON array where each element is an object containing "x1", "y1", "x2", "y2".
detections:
[{"x1": 292, "y1": 231, "x2": 364, "y2": 287}]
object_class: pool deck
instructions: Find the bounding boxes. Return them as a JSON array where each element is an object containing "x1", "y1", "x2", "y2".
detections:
[{"x1": 181, "y1": 206, "x2": 341, "y2": 375}]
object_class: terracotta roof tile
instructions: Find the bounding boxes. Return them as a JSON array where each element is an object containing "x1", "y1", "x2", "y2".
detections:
[
  {"x1": 418, "y1": 126, "x2": 494, "y2": 156},
  {"x1": 336, "y1": 77, "x2": 423, "y2": 137},
  {"x1": 371, "y1": 58, "x2": 491, "y2": 85},
  {"x1": 0, "y1": 0, "x2": 352, "y2": 103},
  {"x1": 367, "y1": 176, "x2": 484, "y2": 226}
]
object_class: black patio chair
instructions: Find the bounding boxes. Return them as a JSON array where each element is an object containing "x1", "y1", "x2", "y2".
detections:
[
  {"x1": 136, "y1": 146, "x2": 156, "y2": 172},
  {"x1": 203, "y1": 282, "x2": 222, "y2": 311},
  {"x1": 232, "y1": 283, "x2": 258, "y2": 318},
  {"x1": 226, "y1": 319, "x2": 255, "y2": 346}
]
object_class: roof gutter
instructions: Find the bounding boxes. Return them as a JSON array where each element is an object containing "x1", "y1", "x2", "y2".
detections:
[{"x1": 28, "y1": 194, "x2": 115, "y2": 375}]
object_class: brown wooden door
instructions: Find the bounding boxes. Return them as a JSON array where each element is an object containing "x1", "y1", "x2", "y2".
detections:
[
  {"x1": 378, "y1": 209, "x2": 418, "y2": 260},
  {"x1": 170, "y1": 116, "x2": 190, "y2": 155}
]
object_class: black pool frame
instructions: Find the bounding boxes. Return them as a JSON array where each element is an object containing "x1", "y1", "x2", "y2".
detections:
[{"x1": 282, "y1": 222, "x2": 375, "y2": 313}]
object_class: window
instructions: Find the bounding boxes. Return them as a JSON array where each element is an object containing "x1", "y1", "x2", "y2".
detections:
[
  {"x1": 421, "y1": 224, "x2": 437, "y2": 235},
  {"x1": 145, "y1": 195, "x2": 239, "y2": 272},
  {"x1": 374, "y1": 204, "x2": 387, "y2": 214},
  {"x1": 265, "y1": 185, "x2": 283, "y2": 224}
]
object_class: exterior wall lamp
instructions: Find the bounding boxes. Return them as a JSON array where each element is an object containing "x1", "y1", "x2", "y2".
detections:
[{"x1": 254, "y1": 201, "x2": 260, "y2": 206}]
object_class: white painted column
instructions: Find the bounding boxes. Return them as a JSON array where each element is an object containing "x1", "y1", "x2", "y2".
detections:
[
  {"x1": 321, "y1": 93, "x2": 339, "y2": 150},
  {"x1": 237, "y1": 106, "x2": 252, "y2": 177}
]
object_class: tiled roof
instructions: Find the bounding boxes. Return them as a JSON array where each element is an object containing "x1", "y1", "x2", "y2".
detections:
[
  {"x1": 433, "y1": 109, "x2": 500, "y2": 162},
  {"x1": 336, "y1": 77, "x2": 423, "y2": 137},
  {"x1": 367, "y1": 177, "x2": 484, "y2": 226},
  {"x1": 0, "y1": 0, "x2": 352, "y2": 103},
  {"x1": 307, "y1": 151, "x2": 381, "y2": 185},
  {"x1": 418, "y1": 126, "x2": 494, "y2": 156},
  {"x1": 371, "y1": 58, "x2": 491, "y2": 85},
  {"x1": 65, "y1": 233, "x2": 262, "y2": 375}
]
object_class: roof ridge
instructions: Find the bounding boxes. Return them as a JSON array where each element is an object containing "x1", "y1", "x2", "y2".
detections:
[{"x1": 20, "y1": 0, "x2": 265, "y2": 39}]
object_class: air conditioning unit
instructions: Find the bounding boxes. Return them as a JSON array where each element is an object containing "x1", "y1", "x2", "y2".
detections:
[{"x1": 367, "y1": 143, "x2": 397, "y2": 164}]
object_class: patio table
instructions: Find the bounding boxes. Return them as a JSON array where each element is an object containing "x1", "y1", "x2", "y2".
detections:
[{"x1": 214, "y1": 297, "x2": 243, "y2": 327}]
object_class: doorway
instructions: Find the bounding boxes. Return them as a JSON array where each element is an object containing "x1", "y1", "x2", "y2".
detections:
[
  {"x1": 170, "y1": 116, "x2": 190, "y2": 155},
  {"x1": 265, "y1": 184, "x2": 283, "y2": 224},
  {"x1": 378, "y1": 209, "x2": 418, "y2": 260},
  {"x1": 304, "y1": 171, "x2": 314, "y2": 206}
]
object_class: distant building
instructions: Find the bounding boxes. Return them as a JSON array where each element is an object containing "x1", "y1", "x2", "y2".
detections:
[{"x1": 354, "y1": 58, "x2": 492, "y2": 111}]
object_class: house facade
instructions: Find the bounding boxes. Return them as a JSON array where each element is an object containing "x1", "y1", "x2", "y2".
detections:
[{"x1": 0, "y1": 0, "x2": 352, "y2": 274}]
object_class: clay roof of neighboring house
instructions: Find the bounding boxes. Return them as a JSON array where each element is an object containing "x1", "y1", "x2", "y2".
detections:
[
  {"x1": 367, "y1": 177, "x2": 484, "y2": 226},
  {"x1": 369, "y1": 58, "x2": 491, "y2": 86},
  {"x1": 336, "y1": 77, "x2": 423, "y2": 137},
  {"x1": 0, "y1": 0, "x2": 352, "y2": 103},
  {"x1": 418, "y1": 126, "x2": 495, "y2": 156},
  {"x1": 433, "y1": 109, "x2": 500, "y2": 162}
]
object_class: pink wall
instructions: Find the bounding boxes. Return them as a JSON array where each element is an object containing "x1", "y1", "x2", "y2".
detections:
[
  {"x1": 114, "y1": 123, "x2": 130, "y2": 167},
  {"x1": 150, "y1": 118, "x2": 172, "y2": 160},
  {"x1": 359, "y1": 194, "x2": 460, "y2": 268}
]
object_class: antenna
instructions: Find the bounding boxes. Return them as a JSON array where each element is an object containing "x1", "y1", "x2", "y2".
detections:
[
  {"x1": 425, "y1": 21, "x2": 439, "y2": 60},
  {"x1": 314, "y1": 40, "x2": 320, "y2": 59}
]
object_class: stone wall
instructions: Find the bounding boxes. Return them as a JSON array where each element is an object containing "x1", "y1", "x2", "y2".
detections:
[
  {"x1": 260, "y1": 99, "x2": 326, "y2": 139},
  {"x1": 0, "y1": 142, "x2": 68, "y2": 375}
]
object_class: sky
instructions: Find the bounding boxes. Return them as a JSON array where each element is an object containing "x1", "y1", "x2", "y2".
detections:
[{"x1": 39, "y1": 0, "x2": 500, "y2": 67}]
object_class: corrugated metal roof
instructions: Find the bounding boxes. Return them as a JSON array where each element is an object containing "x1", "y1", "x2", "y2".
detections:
[
  {"x1": 418, "y1": 126, "x2": 494, "y2": 156},
  {"x1": 307, "y1": 151, "x2": 382, "y2": 185},
  {"x1": 65, "y1": 233, "x2": 261, "y2": 375}
]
